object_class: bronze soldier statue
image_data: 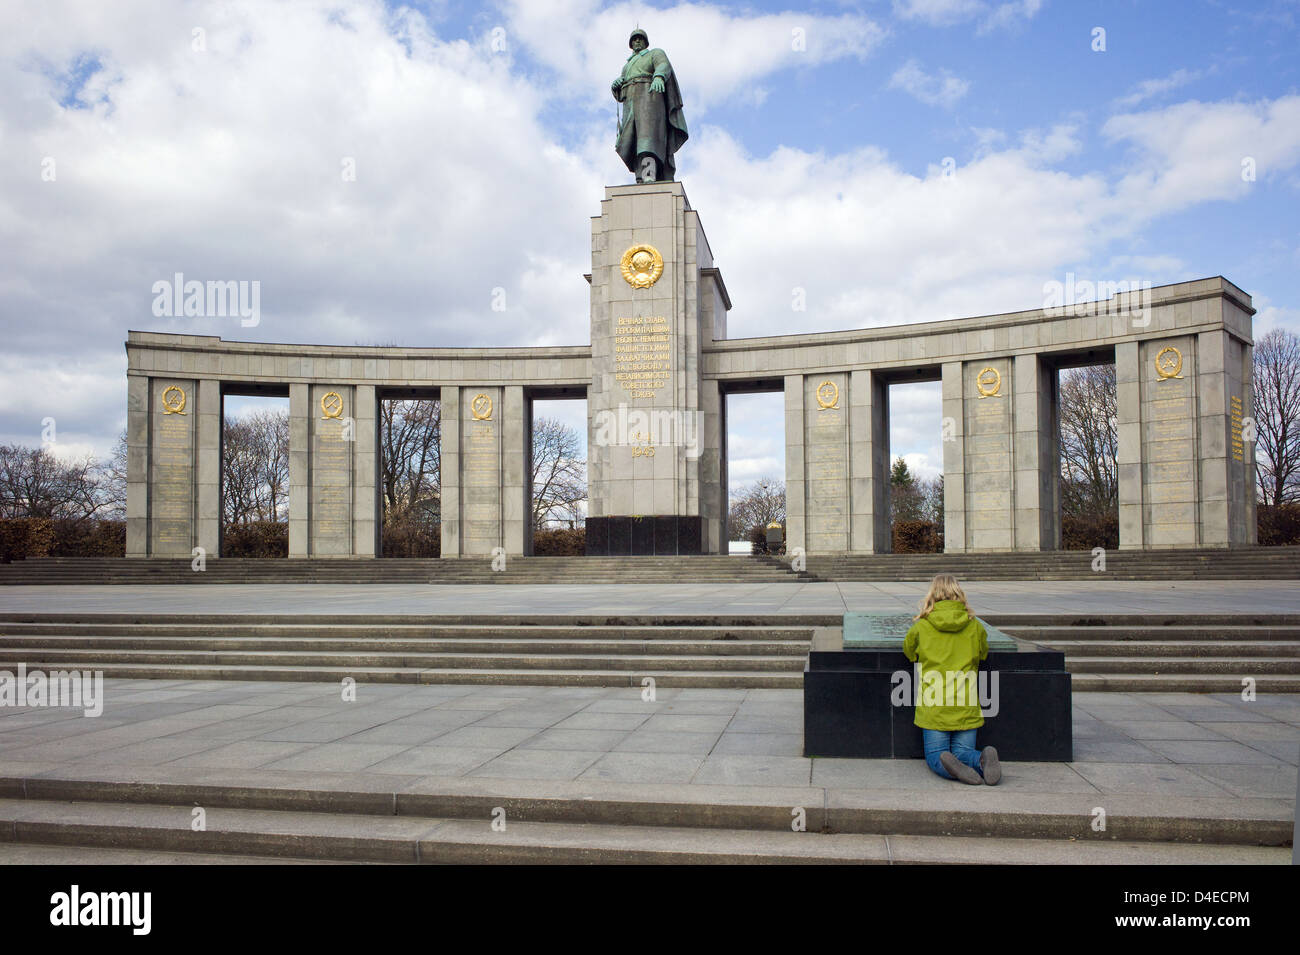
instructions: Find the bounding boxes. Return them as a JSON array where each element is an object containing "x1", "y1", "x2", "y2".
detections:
[{"x1": 611, "y1": 29, "x2": 688, "y2": 183}]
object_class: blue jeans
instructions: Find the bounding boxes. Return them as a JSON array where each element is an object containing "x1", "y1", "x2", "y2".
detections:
[{"x1": 922, "y1": 728, "x2": 984, "y2": 780}]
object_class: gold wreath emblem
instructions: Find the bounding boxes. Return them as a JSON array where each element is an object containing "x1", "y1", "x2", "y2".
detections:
[
  {"x1": 620, "y1": 244, "x2": 664, "y2": 290},
  {"x1": 976, "y1": 366, "x2": 1002, "y2": 398},
  {"x1": 161, "y1": 385, "x2": 187, "y2": 415},
  {"x1": 320, "y1": 391, "x2": 344, "y2": 419},
  {"x1": 1155, "y1": 346, "x2": 1184, "y2": 380},
  {"x1": 471, "y1": 393, "x2": 493, "y2": 421},
  {"x1": 815, "y1": 380, "x2": 839, "y2": 410}
]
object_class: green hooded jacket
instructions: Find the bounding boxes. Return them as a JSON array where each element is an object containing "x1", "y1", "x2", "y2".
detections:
[{"x1": 902, "y1": 600, "x2": 989, "y2": 731}]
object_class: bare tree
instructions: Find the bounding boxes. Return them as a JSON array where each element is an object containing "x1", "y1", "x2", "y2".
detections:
[
  {"x1": 222, "y1": 409, "x2": 288, "y2": 523},
  {"x1": 532, "y1": 416, "x2": 585, "y2": 528},
  {"x1": 100, "y1": 429, "x2": 128, "y2": 520},
  {"x1": 1058, "y1": 364, "x2": 1118, "y2": 518},
  {"x1": 1253, "y1": 328, "x2": 1300, "y2": 506},
  {"x1": 0, "y1": 444, "x2": 107, "y2": 520},
  {"x1": 728, "y1": 476, "x2": 786, "y2": 539},
  {"x1": 380, "y1": 399, "x2": 441, "y2": 525}
]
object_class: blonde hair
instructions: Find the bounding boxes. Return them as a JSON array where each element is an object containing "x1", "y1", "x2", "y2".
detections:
[{"x1": 915, "y1": 573, "x2": 972, "y2": 620}]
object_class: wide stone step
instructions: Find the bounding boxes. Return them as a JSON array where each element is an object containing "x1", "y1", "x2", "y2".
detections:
[
  {"x1": 1005, "y1": 626, "x2": 1300, "y2": 642},
  {"x1": 0, "y1": 650, "x2": 806, "y2": 672},
  {"x1": 1035, "y1": 640, "x2": 1300, "y2": 657},
  {"x1": 1, "y1": 771, "x2": 1290, "y2": 854},
  {"x1": 0, "y1": 661, "x2": 804, "y2": 687},
  {"x1": 1069, "y1": 673, "x2": 1300, "y2": 691},
  {"x1": 0, "y1": 623, "x2": 815, "y2": 642},
  {"x1": 0, "y1": 635, "x2": 808, "y2": 655},
  {"x1": 5, "y1": 797, "x2": 1285, "y2": 864},
  {"x1": 1064, "y1": 656, "x2": 1300, "y2": 674}
]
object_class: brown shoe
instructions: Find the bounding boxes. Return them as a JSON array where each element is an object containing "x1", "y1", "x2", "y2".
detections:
[
  {"x1": 939, "y1": 751, "x2": 983, "y2": 785},
  {"x1": 980, "y1": 746, "x2": 1002, "y2": 785}
]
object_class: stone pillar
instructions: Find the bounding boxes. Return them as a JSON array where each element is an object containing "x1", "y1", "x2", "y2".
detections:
[
  {"x1": 147, "y1": 376, "x2": 199, "y2": 556},
  {"x1": 125, "y1": 375, "x2": 150, "y2": 557},
  {"x1": 352, "y1": 385, "x2": 378, "y2": 557},
  {"x1": 1137, "y1": 336, "x2": 1200, "y2": 547},
  {"x1": 784, "y1": 374, "x2": 806, "y2": 556},
  {"x1": 962, "y1": 358, "x2": 1016, "y2": 550},
  {"x1": 439, "y1": 386, "x2": 461, "y2": 557},
  {"x1": 585, "y1": 181, "x2": 726, "y2": 554},
  {"x1": 699, "y1": 378, "x2": 726, "y2": 553},
  {"x1": 502, "y1": 385, "x2": 529, "y2": 556},
  {"x1": 308, "y1": 383, "x2": 355, "y2": 556},
  {"x1": 1243, "y1": 343, "x2": 1258, "y2": 544},
  {"x1": 1116, "y1": 342, "x2": 1143, "y2": 549},
  {"x1": 941, "y1": 362, "x2": 966, "y2": 553},
  {"x1": 849, "y1": 369, "x2": 890, "y2": 553},
  {"x1": 288, "y1": 383, "x2": 309, "y2": 557},
  {"x1": 803, "y1": 373, "x2": 849, "y2": 553},
  {"x1": 1197, "y1": 330, "x2": 1254, "y2": 546},
  {"x1": 1013, "y1": 354, "x2": 1058, "y2": 550},
  {"x1": 195, "y1": 379, "x2": 222, "y2": 558}
]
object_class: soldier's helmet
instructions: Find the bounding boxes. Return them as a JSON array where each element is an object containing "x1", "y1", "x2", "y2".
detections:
[{"x1": 629, "y1": 28, "x2": 649, "y2": 49}]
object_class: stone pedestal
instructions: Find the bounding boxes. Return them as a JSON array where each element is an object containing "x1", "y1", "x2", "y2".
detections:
[{"x1": 585, "y1": 182, "x2": 728, "y2": 554}]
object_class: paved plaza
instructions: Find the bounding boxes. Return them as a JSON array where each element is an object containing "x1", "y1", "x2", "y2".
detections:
[
  {"x1": 2, "y1": 679, "x2": 1295, "y2": 800},
  {"x1": 2, "y1": 579, "x2": 1298, "y2": 616}
]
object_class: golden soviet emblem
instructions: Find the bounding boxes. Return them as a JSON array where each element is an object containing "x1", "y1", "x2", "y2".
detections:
[
  {"x1": 471, "y1": 393, "x2": 493, "y2": 420},
  {"x1": 320, "y1": 392, "x2": 344, "y2": 419},
  {"x1": 976, "y1": 366, "x2": 1002, "y2": 398},
  {"x1": 160, "y1": 385, "x2": 187, "y2": 415},
  {"x1": 620, "y1": 244, "x2": 664, "y2": 289},
  {"x1": 815, "y1": 380, "x2": 839, "y2": 410},
  {"x1": 1155, "y1": 346, "x2": 1184, "y2": 380}
]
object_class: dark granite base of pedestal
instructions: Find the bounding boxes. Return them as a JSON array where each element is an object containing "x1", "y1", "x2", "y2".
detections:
[
  {"x1": 585, "y1": 516, "x2": 701, "y2": 555},
  {"x1": 803, "y1": 649, "x2": 1073, "y2": 761}
]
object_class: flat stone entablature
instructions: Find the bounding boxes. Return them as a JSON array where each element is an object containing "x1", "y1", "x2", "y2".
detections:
[{"x1": 125, "y1": 206, "x2": 1254, "y2": 557}]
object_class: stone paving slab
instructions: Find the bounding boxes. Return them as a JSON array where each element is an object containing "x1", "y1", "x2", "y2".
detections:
[
  {"x1": 0, "y1": 680, "x2": 1295, "y2": 819},
  {"x1": 2, "y1": 580, "x2": 1299, "y2": 615}
]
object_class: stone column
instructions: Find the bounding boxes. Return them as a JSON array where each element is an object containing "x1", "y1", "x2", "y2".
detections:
[
  {"x1": 147, "y1": 376, "x2": 199, "y2": 556},
  {"x1": 195, "y1": 379, "x2": 221, "y2": 558},
  {"x1": 125, "y1": 375, "x2": 150, "y2": 557},
  {"x1": 1013, "y1": 354, "x2": 1058, "y2": 550},
  {"x1": 308, "y1": 383, "x2": 355, "y2": 556},
  {"x1": 288, "y1": 383, "x2": 309, "y2": 557},
  {"x1": 352, "y1": 384, "x2": 378, "y2": 557},
  {"x1": 941, "y1": 361, "x2": 966, "y2": 553},
  {"x1": 439, "y1": 386, "x2": 461, "y2": 557},
  {"x1": 1137, "y1": 336, "x2": 1199, "y2": 547},
  {"x1": 1116, "y1": 342, "x2": 1143, "y2": 549},
  {"x1": 458, "y1": 386, "x2": 503, "y2": 557},
  {"x1": 502, "y1": 385, "x2": 529, "y2": 556},
  {"x1": 1197, "y1": 330, "x2": 1254, "y2": 546},
  {"x1": 784, "y1": 374, "x2": 806, "y2": 556},
  {"x1": 698, "y1": 377, "x2": 725, "y2": 553},
  {"x1": 803, "y1": 373, "x2": 850, "y2": 553},
  {"x1": 849, "y1": 369, "x2": 890, "y2": 553}
]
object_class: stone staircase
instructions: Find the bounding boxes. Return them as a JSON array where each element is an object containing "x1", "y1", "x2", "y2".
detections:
[
  {"x1": 990, "y1": 613, "x2": 1300, "y2": 692},
  {"x1": 0, "y1": 614, "x2": 824, "y2": 689},
  {"x1": 1, "y1": 612, "x2": 1298, "y2": 692},
  {"x1": 0, "y1": 771, "x2": 1288, "y2": 864},
  {"x1": 804, "y1": 546, "x2": 1300, "y2": 580},
  {"x1": 0, "y1": 555, "x2": 805, "y2": 585},
  {"x1": 2, "y1": 547, "x2": 1297, "y2": 584}
]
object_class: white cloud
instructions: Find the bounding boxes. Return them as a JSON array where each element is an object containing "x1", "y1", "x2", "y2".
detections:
[
  {"x1": 888, "y1": 59, "x2": 970, "y2": 108},
  {"x1": 893, "y1": 0, "x2": 1042, "y2": 32},
  {"x1": 1114, "y1": 68, "x2": 1201, "y2": 108},
  {"x1": 500, "y1": 0, "x2": 887, "y2": 113}
]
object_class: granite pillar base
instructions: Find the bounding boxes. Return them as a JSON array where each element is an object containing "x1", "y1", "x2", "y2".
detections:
[{"x1": 585, "y1": 515, "x2": 702, "y2": 555}]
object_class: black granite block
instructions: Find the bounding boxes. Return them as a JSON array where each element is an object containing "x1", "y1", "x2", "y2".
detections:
[
  {"x1": 608, "y1": 516, "x2": 632, "y2": 555},
  {"x1": 631, "y1": 516, "x2": 654, "y2": 555},
  {"x1": 584, "y1": 517, "x2": 608, "y2": 556},
  {"x1": 803, "y1": 649, "x2": 1073, "y2": 761},
  {"x1": 678, "y1": 515, "x2": 701, "y2": 555},
  {"x1": 654, "y1": 516, "x2": 677, "y2": 555}
]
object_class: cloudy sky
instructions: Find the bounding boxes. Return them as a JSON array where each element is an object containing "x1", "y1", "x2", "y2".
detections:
[{"x1": 3, "y1": 0, "x2": 1299, "y2": 503}]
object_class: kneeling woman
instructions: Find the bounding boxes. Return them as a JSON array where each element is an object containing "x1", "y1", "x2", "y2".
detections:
[{"x1": 903, "y1": 574, "x2": 1001, "y2": 785}]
